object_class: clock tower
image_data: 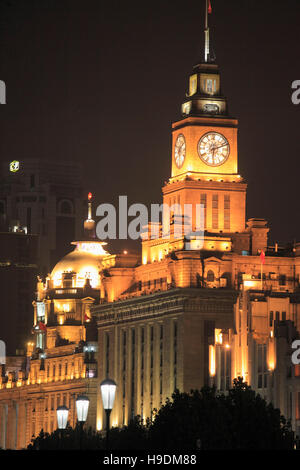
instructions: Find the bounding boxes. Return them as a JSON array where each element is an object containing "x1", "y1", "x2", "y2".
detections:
[{"x1": 163, "y1": 4, "x2": 247, "y2": 237}]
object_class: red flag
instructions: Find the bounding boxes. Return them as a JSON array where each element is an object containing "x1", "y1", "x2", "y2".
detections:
[
  {"x1": 208, "y1": 0, "x2": 212, "y2": 14},
  {"x1": 39, "y1": 321, "x2": 47, "y2": 332},
  {"x1": 84, "y1": 314, "x2": 91, "y2": 322},
  {"x1": 260, "y1": 250, "x2": 265, "y2": 264}
]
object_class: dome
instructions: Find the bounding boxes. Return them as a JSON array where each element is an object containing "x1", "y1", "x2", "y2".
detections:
[{"x1": 50, "y1": 241, "x2": 109, "y2": 289}]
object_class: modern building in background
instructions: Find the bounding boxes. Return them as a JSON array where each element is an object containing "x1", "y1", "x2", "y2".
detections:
[
  {"x1": 0, "y1": 231, "x2": 38, "y2": 355},
  {"x1": 0, "y1": 158, "x2": 85, "y2": 356},
  {"x1": 0, "y1": 158, "x2": 85, "y2": 275},
  {"x1": 0, "y1": 199, "x2": 103, "y2": 448},
  {"x1": 1, "y1": 9, "x2": 300, "y2": 450}
]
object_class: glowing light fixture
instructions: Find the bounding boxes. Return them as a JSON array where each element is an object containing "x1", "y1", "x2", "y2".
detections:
[
  {"x1": 100, "y1": 378, "x2": 117, "y2": 450},
  {"x1": 209, "y1": 345, "x2": 216, "y2": 376},
  {"x1": 75, "y1": 395, "x2": 90, "y2": 423},
  {"x1": 100, "y1": 378, "x2": 117, "y2": 411},
  {"x1": 56, "y1": 405, "x2": 69, "y2": 430}
]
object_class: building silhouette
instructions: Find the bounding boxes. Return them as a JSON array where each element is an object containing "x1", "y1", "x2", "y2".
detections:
[{"x1": 0, "y1": 158, "x2": 85, "y2": 275}]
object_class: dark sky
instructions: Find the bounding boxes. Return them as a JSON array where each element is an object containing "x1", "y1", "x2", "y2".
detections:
[{"x1": 0, "y1": 0, "x2": 299, "y2": 252}]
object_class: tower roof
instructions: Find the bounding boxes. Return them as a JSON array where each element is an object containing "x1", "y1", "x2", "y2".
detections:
[{"x1": 181, "y1": 1, "x2": 229, "y2": 119}]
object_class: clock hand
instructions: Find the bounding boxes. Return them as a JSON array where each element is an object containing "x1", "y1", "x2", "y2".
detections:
[{"x1": 213, "y1": 142, "x2": 229, "y2": 150}]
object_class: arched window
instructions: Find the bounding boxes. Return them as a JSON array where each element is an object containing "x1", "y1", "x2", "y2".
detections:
[
  {"x1": 58, "y1": 199, "x2": 73, "y2": 215},
  {"x1": 207, "y1": 270, "x2": 215, "y2": 282}
]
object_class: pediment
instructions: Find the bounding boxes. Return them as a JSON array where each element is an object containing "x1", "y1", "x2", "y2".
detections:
[{"x1": 205, "y1": 256, "x2": 222, "y2": 264}]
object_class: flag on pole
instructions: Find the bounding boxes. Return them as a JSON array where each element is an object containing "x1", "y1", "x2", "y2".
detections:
[
  {"x1": 208, "y1": 0, "x2": 212, "y2": 14},
  {"x1": 260, "y1": 250, "x2": 265, "y2": 264},
  {"x1": 39, "y1": 321, "x2": 47, "y2": 332}
]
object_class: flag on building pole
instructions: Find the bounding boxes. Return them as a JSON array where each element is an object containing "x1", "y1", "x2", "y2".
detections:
[
  {"x1": 208, "y1": 0, "x2": 212, "y2": 14},
  {"x1": 39, "y1": 321, "x2": 47, "y2": 332}
]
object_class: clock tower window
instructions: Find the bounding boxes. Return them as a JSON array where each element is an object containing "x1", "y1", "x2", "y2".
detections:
[
  {"x1": 205, "y1": 78, "x2": 216, "y2": 94},
  {"x1": 200, "y1": 194, "x2": 207, "y2": 229},
  {"x1": 212, "y1": 194, "x2": 219, "y2": 229},
  {"x1": 224, "y1": 195, "x2": 230, "y2": 230}
]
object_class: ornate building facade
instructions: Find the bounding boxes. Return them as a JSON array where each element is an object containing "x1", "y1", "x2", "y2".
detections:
[
  {"x1": 92, "y1": 44, "x2": 300, "y2": 435},
  {"x1": 1, "y1": 15, "x2": 300, "y2": 449},
  {"x1": 0, "y1": 197, "x2": 106, "y2": 448}
]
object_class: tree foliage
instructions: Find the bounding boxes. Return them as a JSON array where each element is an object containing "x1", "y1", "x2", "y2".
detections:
[
  {"x1": 149, "y1": 378, "x2": 294, "y2": 450},
  {"x1": 28, "y1": 378, "x2": 294, "y2": 450}
]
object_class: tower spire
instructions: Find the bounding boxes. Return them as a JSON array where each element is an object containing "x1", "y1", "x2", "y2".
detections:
[
  {"x1": 204, "y1": 0, "x2": 213, "y2": 62},
  {"x1": 204, "y1": 0, "x2": 210, "y2": 62},
  {"x1": 83, "y1": 192, "x2": 96, "y2": 239}
]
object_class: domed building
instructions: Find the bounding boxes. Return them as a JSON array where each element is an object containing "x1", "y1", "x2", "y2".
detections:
[
  {"x1": 0, "y1": 194, "x2": 111, "y2": 448},
  {"x1": 34, "y1": 194, "x2": 109, "y2": 349}
]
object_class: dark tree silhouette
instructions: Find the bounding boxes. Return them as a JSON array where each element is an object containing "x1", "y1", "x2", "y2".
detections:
[
  {"x1": 149, "y1": 378, "x2": 294, "y2": 450},
  {"x1": 27, "y1": 378, "x2": 294, "y2": 450}
]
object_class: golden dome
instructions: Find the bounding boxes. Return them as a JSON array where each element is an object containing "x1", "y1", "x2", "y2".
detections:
[{"x1": 50, "y1": 241, "x2": 109, "y2": 289}]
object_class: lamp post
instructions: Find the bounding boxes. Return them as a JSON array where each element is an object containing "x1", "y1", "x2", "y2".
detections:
[
  {"x1": 100, "y1": 378, "x2": 117, "y2": 450},
  {"x1": 75, "y1": 395, "x2": 90, "y2": 450},
  {"x1": 56, "y1": 405, "x2": 69, "y2": 449}
]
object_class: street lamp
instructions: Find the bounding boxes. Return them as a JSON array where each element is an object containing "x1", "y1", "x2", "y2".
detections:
[
  {"x1": 100, "y1": 378, "x2": 117, "y2": 450},
  {"x1": 76, "y1": 395, "x2": 90, "y2": 449},
  {"x1": 56, "y1": 405, "x2": 69, "y2": 449},
  {"x1": 57, "y1": 405, "x2": 69, "y2": 430}
]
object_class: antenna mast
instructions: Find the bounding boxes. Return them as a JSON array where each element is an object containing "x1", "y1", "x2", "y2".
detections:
[{"x1": 204, "y1": 0, "x2": 209, "y2": 62}]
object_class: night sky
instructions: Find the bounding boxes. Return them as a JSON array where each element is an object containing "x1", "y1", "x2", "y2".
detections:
[{"x1": 0, "y1": 0, "x2": 299, "y2": 253}]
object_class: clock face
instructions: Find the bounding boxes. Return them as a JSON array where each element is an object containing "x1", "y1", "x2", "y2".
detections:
[
  {"x1": 198, "y1": 132, "x2": 230, "y2": 166},
  {"x1": 174, "y1": 134, "x2": 186, "y2": 169}
]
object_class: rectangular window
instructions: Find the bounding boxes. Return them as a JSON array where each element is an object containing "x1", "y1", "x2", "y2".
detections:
[
  {"x1": 131, "y1": 328, "x2": 135, "y2": 419},
  {"x1": 200, "y1": 194, "x2": 207, "y2": 229},
  {"x1": 159, "y1": 324, "x2": 163, "y2": 399},
  {"x1": 279, "y1": 275, "x2": 286, "y2": 286},
  {"x1": 257, "y1": 343, "x2": 268, "y2": 389},
  {"x1": 224, "y1": 195, "x2": 230, "y2": 230},
  {"x1": 212, "y1": 195, "x2": 218, "y2": 229},
  {"x1": 122, "y1": 330, "x2": 126, "y2": 424},
  {"x1": 141, "y1": 327, "x2": 144, "y2": 399},
  {"x1": 189, "y1": 74, "x2": 197, "y2": 96},
  {"x1": 282, "y1": 311, "x2": 286, "y2": 321},
  {"x1": 173, "y1": 321, "x2": 177, "y2": 391},
  {"x1": 220, "y1": 348, "x2": 231, "y2": 391},
  {"x1": 30, "y1": 174, "x2": 35, "y2": 189},
  {"x1": 105, "y1": 332, "x2": 110, "y2": 376},
  {"x1": 206, "y1": 78, "x2": 216, "y2": 93},
  {"x1": 26, "y1": 207, "x2": 32, "y2": 234},
  {"x1": 150, "y1": 326, "x2": 154, "y2": 398},
  {"x1": 269, "y1": 311, "x2": 273, "y2": 327}
]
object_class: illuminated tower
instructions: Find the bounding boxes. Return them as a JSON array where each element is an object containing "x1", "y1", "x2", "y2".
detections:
[{"x1": 163, "y1": 1, "x2": 247, "y2": 238}]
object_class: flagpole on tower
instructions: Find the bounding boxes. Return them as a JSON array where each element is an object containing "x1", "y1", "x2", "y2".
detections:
[{"x1": 204, "y1": 0, "x2": 209, "y2": 62}]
